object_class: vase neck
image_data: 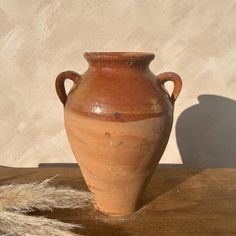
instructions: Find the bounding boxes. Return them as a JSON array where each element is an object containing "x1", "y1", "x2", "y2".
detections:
[{"x1": 84, "y1": 52, "x2": 154, "y2": 71}]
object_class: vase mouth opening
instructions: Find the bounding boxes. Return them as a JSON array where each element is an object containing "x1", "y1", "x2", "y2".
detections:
[{"x1": 84, "y1": 52, "x2": 155, "y2": 65}]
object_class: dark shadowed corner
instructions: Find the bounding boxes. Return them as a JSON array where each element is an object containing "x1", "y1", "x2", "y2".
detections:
[{"x1": 176, "y1": 94, "x2": 236, "y2": 168}]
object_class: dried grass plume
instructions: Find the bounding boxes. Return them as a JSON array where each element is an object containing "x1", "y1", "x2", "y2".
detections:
[
  {"x1": 0, "y1": 211, "x2": 79, "y2": 236},
  {"x1": 0, "y1": 177, "x2": 93, "y2": 235},
  {"x1": 0, "y1": 177, "x2": 92, "y2": 212}
]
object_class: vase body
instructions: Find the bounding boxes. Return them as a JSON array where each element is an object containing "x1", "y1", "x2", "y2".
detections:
[{"x1": 55, "y1": 52, "x2": 182, "y2": 216}]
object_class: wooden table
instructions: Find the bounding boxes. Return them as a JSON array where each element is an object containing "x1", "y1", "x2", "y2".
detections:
[{"x1": 1, "y1": 166, "x2": 236, "y2": 235}]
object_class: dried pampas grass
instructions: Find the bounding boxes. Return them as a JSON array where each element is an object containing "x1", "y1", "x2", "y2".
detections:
[
  {"x1": 0, "y1": 177, "x2": 92, "y2": 212},
  {"x1": 0, "y1": 211, "x2": 79, "y2": 236},
  {"x1": 0, "y1": 177, "x2": 93, "y2": 236}
]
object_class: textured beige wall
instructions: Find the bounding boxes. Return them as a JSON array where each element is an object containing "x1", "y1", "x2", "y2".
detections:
[{"x1": 0, "y1": 0, "x2": 236, "y2": 167}]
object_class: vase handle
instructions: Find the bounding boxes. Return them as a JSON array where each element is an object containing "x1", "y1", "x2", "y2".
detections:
[
  {"x1": 157, "y1": 72, "x2": 182, "y2": 105},
  {"x1": 55, "y1": 71, "x2": 81, "y2": 106}
]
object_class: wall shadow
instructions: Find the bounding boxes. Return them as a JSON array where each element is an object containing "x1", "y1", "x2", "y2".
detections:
[
  {"x1": 176, "y1": 94, "x2": 236, "y2": 168},
  {"x1": 38, "y1": 163, "x2": 78, "y2": 168}
]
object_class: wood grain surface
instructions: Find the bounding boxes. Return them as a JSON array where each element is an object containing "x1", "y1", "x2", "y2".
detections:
[{"x1": 0, "y1": 166, "x2": 236, "y2": 236}]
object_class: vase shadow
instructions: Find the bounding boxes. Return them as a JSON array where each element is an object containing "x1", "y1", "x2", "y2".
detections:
[
  {"x1": 176, "y1": 94, "x2": 236, "y2": 168},
  {"x1": 142, "y1": 94, "x2": 236, "y2": 207},
  {"x1": 30, "y1": 198, "x2": 129, "y2": 236},
  {"x1": 140, "y1": 164, "x2": 201, "y2": 209}
]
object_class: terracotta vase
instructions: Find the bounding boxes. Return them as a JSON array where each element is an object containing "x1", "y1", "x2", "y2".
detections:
[{"x1": 55, "y1": 52, "x2": 182, "y2": 216}]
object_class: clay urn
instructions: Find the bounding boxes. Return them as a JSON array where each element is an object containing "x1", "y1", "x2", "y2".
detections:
[{"x1": 55, "y1": 52, "x2": 182, "y2": 216}]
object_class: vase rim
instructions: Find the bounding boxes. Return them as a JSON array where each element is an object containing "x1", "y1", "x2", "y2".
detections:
[{"x1": 84, "y1": 52, "x2": 155, "y2": 63}]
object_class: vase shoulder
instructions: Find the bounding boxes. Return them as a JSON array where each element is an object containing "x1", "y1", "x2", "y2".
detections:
[{"x1": 66, "y1": 66, "x2": 173, "y2": 122}]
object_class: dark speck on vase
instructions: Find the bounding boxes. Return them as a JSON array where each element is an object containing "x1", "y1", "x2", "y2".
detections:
[{"x1": 114, "y1": 112, "x2": 121, "y2": 120}]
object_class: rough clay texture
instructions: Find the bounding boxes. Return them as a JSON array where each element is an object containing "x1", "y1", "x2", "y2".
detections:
[
  {"x1": 65, "y1": 111, "x2": 172, "y2": 215},
  {"x1": 0, "y1": 0, "x2": 236, "y2": 167}
]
